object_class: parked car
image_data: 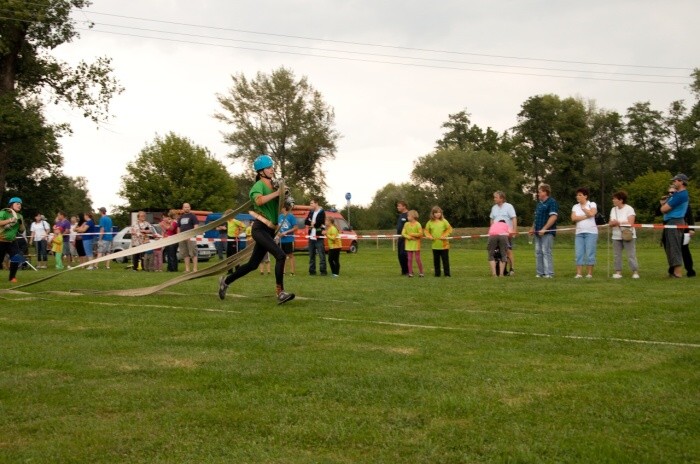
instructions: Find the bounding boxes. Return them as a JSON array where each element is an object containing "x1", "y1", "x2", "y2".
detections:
[
  {"x1": 291, "y1": 206, "x2": 358, "y2": 253},
  {"x1": 110, "y1": 224, "x2": 216, "y2": 263}
]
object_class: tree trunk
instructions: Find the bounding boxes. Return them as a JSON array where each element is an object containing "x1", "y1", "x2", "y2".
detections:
[{"x1": 0, "y1": 23, "x2": 27, "y2": 198}]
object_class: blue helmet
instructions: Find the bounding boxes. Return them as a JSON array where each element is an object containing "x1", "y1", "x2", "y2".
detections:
[
  {"x1": 8, "y1": 197, "x2": 22, "y2": 205},
  {"x1": 253, "y1": 155, "x2": 274, "y2": 172}
]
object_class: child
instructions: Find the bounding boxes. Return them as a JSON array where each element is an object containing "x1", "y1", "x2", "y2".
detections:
[
  {"x1": 488, "y1": 220, "x2": 511, "y2": 277},
  {"x1": 401, "y1": 210, "x2": 424, "y2": 277},
  {"x1": 51, "y1": 225, "x2": 64, "y2": 270},
  {"x1": 424, "y1": 206, "x2": 453, "y2": 277},
  {"x1": 326, "y1": 217, "x2": 341, "y2": 277}
]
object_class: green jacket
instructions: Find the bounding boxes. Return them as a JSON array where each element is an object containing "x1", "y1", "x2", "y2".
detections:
[{"x1": 0, "y1": 208, "x2": 24, "y2": 241}]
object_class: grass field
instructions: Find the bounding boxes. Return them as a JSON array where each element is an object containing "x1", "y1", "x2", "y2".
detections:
[{"x1": 1, "y1": 233, "x2": 698, "y2": 463}]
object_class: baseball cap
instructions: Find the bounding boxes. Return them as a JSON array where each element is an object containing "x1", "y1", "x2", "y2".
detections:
[
  {"x1": 671, "y1": 173, "x2": 689, "y2": 183},
  {"x1": 99, "y1": 207, "x2": 107, "y2": 213}
]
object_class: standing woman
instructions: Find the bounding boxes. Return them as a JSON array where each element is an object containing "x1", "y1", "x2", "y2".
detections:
[
  {"x1": 0, "y1": 197, "x2": 26, "y2": 282},
  {"x1": 218, "y1": 155, "x2": 295, "y2": 304},
  {"x1": 160, "y1": 210, "x2": 179, "y2": 272},
  {"x1": 130, "y1": 211, "x2": 153, "y2": 271},
  {"x1": 571, "y1": 187, "x2": 599, "y2": 278},
  {"x1": 608, "y1": 191, "x2": 639, "y2": 279},
  {"x1": 29, "y1": 213, "x2": 50, "y2": 269},
  {"x1": 74, "y1": 213, "x2": 88, "y2": 266}
]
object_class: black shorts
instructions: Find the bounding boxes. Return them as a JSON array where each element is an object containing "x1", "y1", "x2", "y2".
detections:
[{"x1": 281, "y1": 241, "x2": 294, "y2": 254}]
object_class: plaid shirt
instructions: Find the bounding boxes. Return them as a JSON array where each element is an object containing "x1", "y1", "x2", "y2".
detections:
[{"x1": 534, "y1": 196, "x2": 558, "y2": 236}]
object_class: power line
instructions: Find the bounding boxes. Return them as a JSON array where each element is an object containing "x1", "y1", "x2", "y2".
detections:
[
  {"x1": 83, "y1": 21, "x2": 688, "y2": 80},
  {"x1": 2, "y1": 5, "x2": 693, "y2": 83},
  {"x1": 76, "y1": 27, "x2": 689, "y2": 86},
  {"x1": 75, "y1": 8, "x2": 694, "y2": 71}
]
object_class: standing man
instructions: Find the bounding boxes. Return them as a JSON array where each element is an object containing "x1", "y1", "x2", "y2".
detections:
[
  {"x1": 177, "y1": 203, "x2": 199, "y2": 273},
  {"x1": 490, "y1": 191, "x2": 518, "y2": 275},
  {"x1": 529, "y1": 184, "x2": 558, "y2": 278},
  {"x1": 0, "y1": 197, "x2": 25, "y2": 282},
  {"x1": 396, "y1": 200, "x2": 409, "y2": 276},
  {"x1": 55, "y1": 211, "x2": 72, "y2": 265},
  {"x1": 96, "y1": 207, "x2": 113, "y2": 269},
  {"x1": 660, "y1": 174, "x2": 689, "y2": 278},
  {"x1": 305, "y1": 199, "x2": 327, "y2": 275}
]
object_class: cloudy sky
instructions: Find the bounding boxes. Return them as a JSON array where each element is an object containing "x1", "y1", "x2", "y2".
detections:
[{"x1": 49, "y1": 0, "x2": 698, "y2": 210}]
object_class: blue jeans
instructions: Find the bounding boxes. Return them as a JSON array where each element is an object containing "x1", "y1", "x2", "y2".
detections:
[
  {"x1": 535, "y1": 233, "x2": 554, "y2": 277},
  {"x1": 35, "y1": 239, "x2": 48, "y2": 262},
  {"x1": 309, "y1": 238, "x2": 327, "y2": 274},
  {"x1": 575, "y1": 233, "x2": 598, "y2": 265}
]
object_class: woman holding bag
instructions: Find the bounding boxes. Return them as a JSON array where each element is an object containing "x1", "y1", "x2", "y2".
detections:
[{"x1": 608, "y1": 190, "x2": 640, "y2": 279}]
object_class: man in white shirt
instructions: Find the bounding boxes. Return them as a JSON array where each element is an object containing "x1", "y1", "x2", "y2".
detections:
[{"x1": 489, "y1": 191, "x2": 518, "y2": 275}]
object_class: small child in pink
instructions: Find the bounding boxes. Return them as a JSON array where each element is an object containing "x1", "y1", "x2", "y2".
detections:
[{"x1": 487, "y1": 220, "x2": 511, "y2": 277}]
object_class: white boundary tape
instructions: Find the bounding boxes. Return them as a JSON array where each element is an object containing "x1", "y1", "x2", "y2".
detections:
[{"x1": 321, "y1": 317, "x2": 700, "y2": 349}]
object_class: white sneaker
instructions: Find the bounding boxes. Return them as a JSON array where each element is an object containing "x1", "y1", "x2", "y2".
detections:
[
  {"x1": 612, "y1": 273, "x2": 623, "y2": 279},
  {"x1": 632, "y1": 273, "x2": 640, "y2": 279},
  {"x1": 585, "y1": 274, "x2": 593, "y2": 279},
  {"x1": 575, "y1": 274, "x2": 583, "y2": 279}
]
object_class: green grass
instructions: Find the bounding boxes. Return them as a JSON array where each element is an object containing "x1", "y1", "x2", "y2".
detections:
[{"x1": 1, "y1": 235, "x2": 698, "y2": 463}]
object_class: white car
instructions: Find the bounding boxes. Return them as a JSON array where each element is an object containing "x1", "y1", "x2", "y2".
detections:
[{"x1": 110, "y1": 225, "x2": 216, "y2": 263}]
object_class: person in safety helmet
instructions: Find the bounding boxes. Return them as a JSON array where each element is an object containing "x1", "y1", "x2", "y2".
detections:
[
  {"x1": 0, "y1": 197, "x2": 26, "y2": 283},
  {"x1": 218, "y1": 155, "x2": 295, "y2": 304}
]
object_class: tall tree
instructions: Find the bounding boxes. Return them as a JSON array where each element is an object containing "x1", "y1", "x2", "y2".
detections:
[
  {"x1": 0, "y1": 0, "x2": 121, "y2": 199},
  {"x1": 511, "y1": 94, "x2": 561, "y2": 193},
  {"x1": 619, "y1": 102, "x2": 670, "y2": 182},
  {"x1": 412, "y1": 148, "x2": 523, "y2": 226},
  {"x1": 366, "y1": 183, "x2": 434, "y2": 230},
  {"x1": 215, "y1": 67, "x2": 339, "y2": 199},
  {"x1": 512, "y1": 95, "x2": 591, "y2": 203},
  {"x1": 586, "y1": 106, "x2": 624, "y2": 216},
  {"x1": 435, "y1": 109, "x2": 501, "y2": 153},
  {"x1": 119, "y1": 133, "x2": 238, "y2": 212}
]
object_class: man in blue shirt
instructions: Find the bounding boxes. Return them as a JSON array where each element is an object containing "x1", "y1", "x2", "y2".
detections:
[
  {"x1": 660, "y1": 174, "x2": 690, "y2": 278},
  {"x1": 529, "y1": 184, "x2": 559, "y2": 278}
]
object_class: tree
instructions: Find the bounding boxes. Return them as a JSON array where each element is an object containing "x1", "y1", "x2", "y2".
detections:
[
  {"x1": 618, "y1": 102, "x2": 670, "y2": 182},
  {"x1": 512, "y1": 95, "x2": 590, "y2": 203},
  {"x1": 411, "y1": 148, "x2": 524, "y2": 226},
  {"x1": 366, "y1": 183, "x2": 434, "y2": 230},
  {"x1": 585, "y1": 106, "x2": 624, "y2": 217},
  {"x1": 119, "y1": 133, "x2": 238, "y2": 212},
  {"x1": 512, "y1": 94, "x2": 562, "y2": 193},
  {"x1": 0, "y1": 0, "x2": 122, "y2": 199},
  {"x1": 215, "y1": 67, "x2": 339, "y2": 199},
  {"x1": 619, "y1": 171, "x2": 675, "y2": 224},
  {"x1": 435, "y1": 109, "x2": 502, "y2": 153}
]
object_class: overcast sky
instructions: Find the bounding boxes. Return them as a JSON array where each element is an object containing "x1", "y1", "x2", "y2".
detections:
[{"x1": 49, "y1": 0, "x2": 698, "y2": 211}]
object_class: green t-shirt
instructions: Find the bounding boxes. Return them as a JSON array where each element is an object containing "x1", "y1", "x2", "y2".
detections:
[
  {"x1": 401, "y1": 221, "x2": 423, "y2": 251},
  {"x1": 249, "y1": 180, "x2": 278, "y2": 225},
  {"x1": 0, "y1": 208, "x2": 23, "y2": 241},
  {"x1": 424, "y1": 219, "x2": 453, "y2": 250}
]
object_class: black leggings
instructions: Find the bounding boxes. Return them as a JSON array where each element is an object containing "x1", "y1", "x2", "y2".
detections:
[
  {"x1": 223, "y1": 221, "x2": 286, "y2": 288},
  {"x1": 0, "y1": 240, "x2": 21, "y2": 281}
]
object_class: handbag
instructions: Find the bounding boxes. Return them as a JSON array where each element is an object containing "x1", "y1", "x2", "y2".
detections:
[
  {"x1": 614, "y1": 208, "x2": 634, "y2": 241},
  {"x1": 621, "y1": 227, "x2": 634, "y2": 241}
]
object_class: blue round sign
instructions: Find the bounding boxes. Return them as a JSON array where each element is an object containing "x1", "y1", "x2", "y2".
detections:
[{"x1": 345, "y1": 192, "x2": 352, "y2": 201}]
